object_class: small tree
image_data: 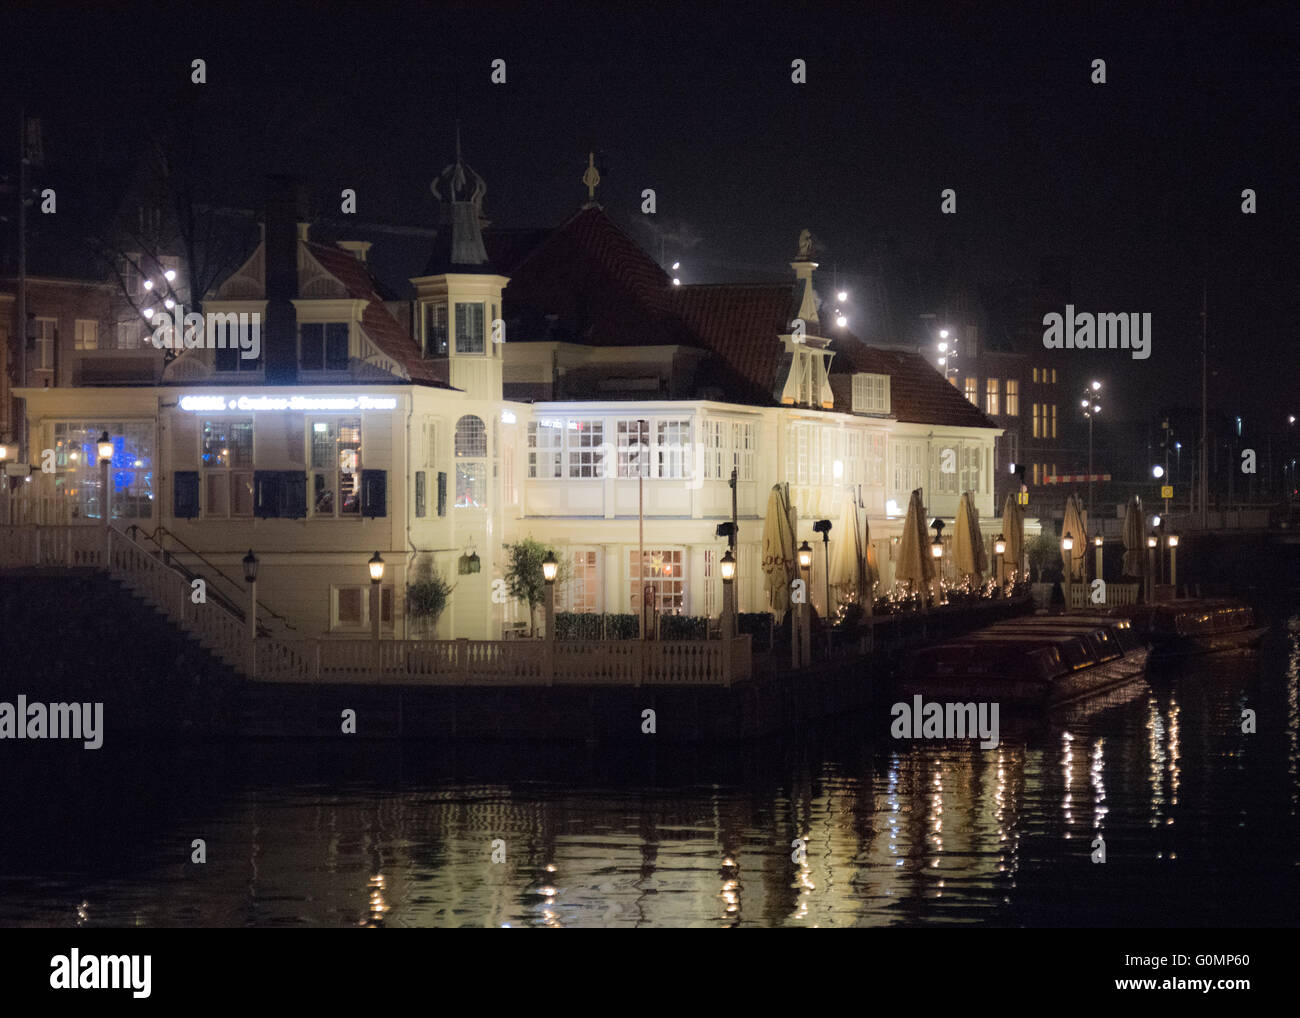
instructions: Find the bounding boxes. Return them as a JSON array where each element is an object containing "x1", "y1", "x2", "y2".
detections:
[
  {"x1": 504, "y1": 538, "x2": 571, "y2": 636},
  {"x1": 1026, "y1": 531, "x2": 1059, "y2": 583},
  {"x1": 406, "y1": 557, "x2": 452, "y2": 637}
]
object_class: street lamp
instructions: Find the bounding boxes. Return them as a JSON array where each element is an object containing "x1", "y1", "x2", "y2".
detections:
[
  {"x1": 1146, "y1": 533, "x2": 1158, "y2": 602},
  {"x1": 1152, "y1": 464, "x2": 1165, "y2": 479},
  {"x1": 813, "y1": 520, "x2": 832, "y2": 655},
  {"x1": 1093, "y1": 534, "x2": 1103, "y2": 583},
  {"x1": 797, "y1": 540, "x2": 813, "y2": 667},
  {"x1": 993, "y1": 533, "x2": 1006, "y2": 587},
  {"x1": 1082, "y1": 385, "x2": 1101, "y2": 523},
  {"x1": 542, "y1": 550, "x2": 558, "y2": 642},
  {"x1": 97, "y1": 431, "x2": 114, "y2": 539},
  {"x1": 368, "y1": 552, "x2": 385, "y2": 671},
  {"x1": 720, "y1": 549, "x2": 736, "y2": 641},
  {"x1": 1167, "y1": 533, "x2": 1179, "y2": 590},
  {"x1": 243, "y1": 550, "x2": 259, "y2": 677}
]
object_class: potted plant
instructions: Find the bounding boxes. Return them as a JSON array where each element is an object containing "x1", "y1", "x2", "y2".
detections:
[{"x1": 406, "y1": 563, "x2": 453, "y2": 639}]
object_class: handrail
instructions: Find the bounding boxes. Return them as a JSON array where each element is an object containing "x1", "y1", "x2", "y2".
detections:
[{"x1": 126, "y1": 524, "x2": 296, "y2": 633}]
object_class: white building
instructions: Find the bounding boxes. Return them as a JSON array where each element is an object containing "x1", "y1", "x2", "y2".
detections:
[{"x1": 11, "y1": 154, "x2": 1002, "y2": 642}]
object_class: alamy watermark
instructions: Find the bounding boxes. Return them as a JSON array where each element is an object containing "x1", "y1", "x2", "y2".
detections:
[
  {"x1": 891, "y1": 695, "x2": 999, "y2": 749},
  {"x1": 1043, "y1": 305, "x2": 1151, "y2": 360},
  {"x1": 0, "y1": 696, "x2": 103, "y2": 749},
  {"x1": 150, "y1": 304, "x2": 261, "y2": 361}
]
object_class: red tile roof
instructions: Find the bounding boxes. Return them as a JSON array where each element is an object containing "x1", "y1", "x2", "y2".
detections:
[
  {"x1": 487, "y1": 208, "x2": 698, "y2": 349},
  {"x1": 307, "y1": 242, "x2": 445, "y2": 386}
]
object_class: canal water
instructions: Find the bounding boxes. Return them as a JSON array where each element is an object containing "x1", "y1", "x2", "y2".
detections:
[{"x1": 1, "y1": 611, "x2": 1296, "y2": 928}]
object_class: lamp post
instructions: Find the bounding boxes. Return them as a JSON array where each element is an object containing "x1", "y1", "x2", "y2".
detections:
[
  {"x1": 929, "y1": 518, "x2": 945, "y2": 606},
  {"x1": 1082, "y1": 382, "x2": 1101, "y2": 523},
  {"x1": 1061, "y1": 533, "x2": 1075, "y2": 597},
  {"x1": 814, "y1": 520, "x2": 832, "y2": 657},
  {"x1": 98, "y1": 431, "x2": 114, "y2": 562},
  {"x1": 243, "y1": 550, "x2": 259, "y2": 678},
  {"x1": 542, "y1": 550, "x2": 558, "y2": 642},
  {"x1": 1146, "y1": 533, "x2": 1158, "y2": 603},
  {"x1": 0, "y1": 443, "x2": 10, "y2": 527},
  {"x1": 994, "y1": 534, "x2": 1006, "y2": 588},
  {"x1": 797, "y1": 540, "x2": 813, "y2": 668},
  {"x1": 368, "y1": 551, "x2": 385, "y2": 674},
  {"x1": 720, "y1": 548, "x2": 736, "y2": 681},
  {"x1": 1167, "y1": 533, "x2": 1179, "y2": 592},
  {"x1": 1094, "y1": 535, "x2": 1104, "y2": 585}
]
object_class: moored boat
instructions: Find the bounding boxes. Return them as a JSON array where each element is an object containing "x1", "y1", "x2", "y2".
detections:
[
  {"x1": 1111, "y1": 598, "x2": 1266, "y2": 657},
  {"x1": 899, "y1": 616, "x2": 1149, "y2": 708}
]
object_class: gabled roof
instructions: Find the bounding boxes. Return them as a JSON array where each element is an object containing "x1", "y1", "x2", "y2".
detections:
[
  {"x1": 306, "y1": 242, "x2": 442, "y2": 385},
  {"x1": 487, "y1": 208, "x2": 696, "y2": 348},
  {"x1": 829, "y1": 331, "x2": 998, "y2": 428}
]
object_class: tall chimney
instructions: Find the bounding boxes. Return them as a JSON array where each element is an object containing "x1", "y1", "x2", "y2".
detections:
[{"x1": 263, "y1": 175, "x2": 305, "y2": 384}]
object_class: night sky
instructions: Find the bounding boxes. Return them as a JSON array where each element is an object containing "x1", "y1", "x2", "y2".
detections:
[{"x1": 2, "y1": 1, "x2": 1295, "y2": 424}]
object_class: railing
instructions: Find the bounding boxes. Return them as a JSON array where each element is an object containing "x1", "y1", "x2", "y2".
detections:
[
  {"x1": 1067, "y1": 581, "x2": 1140, "y2": 609},
  {"x1": 3, "y1": 522, "x2": 754, "y2": 687}
]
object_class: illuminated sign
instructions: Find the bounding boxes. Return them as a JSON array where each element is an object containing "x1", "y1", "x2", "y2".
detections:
[{"x1": 179, "y1": 394, "x2": 399, "y2": 413}]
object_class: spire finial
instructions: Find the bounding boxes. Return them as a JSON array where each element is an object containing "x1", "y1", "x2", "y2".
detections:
[{"x1": 582, "y1": 151, "x2": 601, "y2": 206}]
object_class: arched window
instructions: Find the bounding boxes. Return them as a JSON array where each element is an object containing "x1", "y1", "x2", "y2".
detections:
[{"x1": 455, "y1": 415, "x2": 487, "y2": 458}]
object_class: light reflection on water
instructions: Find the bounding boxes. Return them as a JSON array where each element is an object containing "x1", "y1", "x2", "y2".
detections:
[{"x1": 0, "y1": 615, "x2": 1297, "y2": 928}]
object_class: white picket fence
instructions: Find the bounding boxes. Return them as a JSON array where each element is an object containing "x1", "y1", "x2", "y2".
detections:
[{"x1": 1, "y1": 524, "x2": 752, "y2": 687}]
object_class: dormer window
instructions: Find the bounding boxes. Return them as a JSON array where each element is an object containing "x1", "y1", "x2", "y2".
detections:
[
  {"x1": 300, "y1": 322, "x2": 349, "y2": 371},
  {"x1": 852, "y1": 373, "x2": 890, "y2": 415},
  {"x1": 423, "y1": 302, "x2": 448, "y2": 356},
  {"x1": 454, "y1": 302, "x2": 485, "y2": 354}
]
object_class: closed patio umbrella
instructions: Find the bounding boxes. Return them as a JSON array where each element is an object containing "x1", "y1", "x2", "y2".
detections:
[
  {"x1": 829, "y1": 495, "x2": 863, "y2": 604},
  {"x1": 1122, "y1": 495, "x2": 1144, "y2": 577},
  {"x1": 1061, "y1": 493, "x2": 1088, "y2": 582},
  {"x1": 1001, "y1": 493, "x2": 1024, "y2": 583},
  {"x1": 954, "y1": 491, "x2": 987, "y2": 584},
  {"x1": 762, "y1": 483, "x2": 797, "y2": 619},
  {"x1": 895, "y1": 488, "x2": 933, "y2": 603}
]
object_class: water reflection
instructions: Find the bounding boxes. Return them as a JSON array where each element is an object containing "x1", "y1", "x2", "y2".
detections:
[{"x1": 1, "y1": 616, "x2": 1298, "y2": 927}]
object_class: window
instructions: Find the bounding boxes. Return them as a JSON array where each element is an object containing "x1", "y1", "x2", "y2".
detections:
[
  {"x1": 734, "y1": 422, "x2": 755, "y2": 481},
  {"x1": 1031, "y1": 403, "x2": 1041, "y2": 439},
  {"x1": 702, "y1": 419, "x2": 755, "y2": 481},
  {"x1": 617, "y1": 420, "x2": 650, "y2": 477},
  {"x1": 704, "y1": 420, "x2": 725, "y2": 479},
  {"x1": 254, "y1": 470, "x2": 308, "y2": 518},
  {"x1": 455, "y1": 415, "x2": 487, "y2": 457},
  {"x1": 308, "y1": 418, "x2": 362, "y2": 516},
  {"x1": 424, "y1": 302, "x2": 448, "y2": 357},
  {"x1": 415, "y1": 471, "x2": 427, "y2": 518},
  {"x1": 528, "y1": 421, "x2": 562, "y2": 479},
  {"x1": 960, "y1": 446, "x2": 983, "y2": 494},
  {"x1": 332, "y1": 586, "x2": 394, "y2": 631},
  {"x1": 851, "y1": 373, "x2": 890, "y2": 415},
  {"x1": 455, "y1": 462, "x2": 486, "y2": 507},
  {"x1": 565, "y1": 550, "x2": 600, "y2": 613},
  {"x1": 216, "y1": 334, "x2": 262, "y2": 372},
  {"x1": 657, "y1": 419, "x2": 691, "y2": 479},
  {"x1": 985, "y1": 378, "x2": 1000, "y2": 416},
  {"x1": 1032, "y1": 463, "x2": 1039, "y2": 485},
  {"x1": 567, "y1": 420, "x2": 604, "y2": 478},
  {"x1": 1051, "y1": 369, "x2": 1057, "y2": 384},
  {"x1": 789, "y1": 422, "x2": 830, "y2": 486},
  {"x1": 300, "y1": 322, "x2": 349, "y2": 371},
  {"x1": 964, "y1": 377, "x2": 977, "y2": 405},
  {"x1": 703, "y1": 549, "x2": 718, "y2": 617},
  {"x1": 52, "y1": 421, "x2": 155, "y2": 520},
  {"x1": 454, "y1": 302, "x2": 485, "y2": 354},
  {"x1": 867, "y1": 432, "x2": 885, "y2": 487},
  {"x1": 201, "y1": 418, "x2": 254, "y2": 517},
  {"x1": 502, "y1": 436, "x2": 516, "y2": 504},
  {"x1": 1032, "y1": 367, "x2": 1039, "y2": 383},
  {"x1": 630, "y1": 549, "x2": 685, "y2": 616},
  {"x1": 35, "y1": 317, "x2": 56, "y2": 372},
  {"x1": 1005, "y1": 379, "x2": 1019, "y2": 416},
  {"x1": 74, "y1": 319, "x2": 99, "y2": 351},
  {"x1": 1051, "y1": 404, "x2": 1058, "y2": 439}
]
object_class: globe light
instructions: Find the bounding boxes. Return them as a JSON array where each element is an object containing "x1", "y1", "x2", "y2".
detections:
[
  {"x1": 164, "y1": 269, "x2": 177, "y2": 281},
  {"x1": 672, "y1": 278, "x2": 680, "y2": 286},
  {"x1": 142, "y1": 307, "x2": 154, "y2": 319},
  {"x1": 671, "y1": 262, "x2": 680, "y2": 270},
  {"x1": 1091, "y1": 380, "x2": 1102, "y2": 391},
  {"x1": 1152, "y1": 465, "x2": 1165, "y2": 478},
  {"x1": 143, "y1": 279, "x2": 154, "y2": 291},
  {"x1": 1081, "y1": 399, "x2": 1090, "y2": 408},
  {"x1": 937, "y1": 357, "x2": 947, "y2": 366},
  {"x1": 837, "y1": 290, "x2": 848, "y2": 303},
  {"x1": 939, "y1": 329, "x2": 950, "y2": 339},
  {"x1": 938, "y1": 342, "x2": 948, "y2": 353},
  {"x1": 836, "y1": 315, "x2": 847, "y2": 327}
]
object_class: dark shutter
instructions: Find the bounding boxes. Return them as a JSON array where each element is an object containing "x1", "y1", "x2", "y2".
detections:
[
  {"x1": 254, "y1": 471, "x2": 281, "y2": 518},
  {"x1": 284, "y1": 471, "x2": 307, "y2": 518},
  {"x1": 361, "y1": 469, "x2": 387, "y2": 518},
  {"x1": 299, "y1": 323, "x2": 323, "y2": 370},
  {"x1": 173, "y1": 471, "x2": 200, "y2": 518},
  {"x1": 215, "y1": 345, "x2": 238, "y2": 372},
  {"x1": 325, "y1": 323, "x2": 349, "y2": 370},
  {"x1": 414, "y1": 471, "x2": 426, "y2": 518},
  {"x1": 437, "y1": 471, "x2": 447, "y2": 516}
]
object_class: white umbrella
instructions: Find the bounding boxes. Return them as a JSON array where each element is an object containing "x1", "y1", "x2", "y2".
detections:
[
  {"x1": 954, "y1": 491, "x2": 985, "y2": 583},
  {"x1": 895, "y1": 488, "x2": 933, "y2": 602},
  {"x1": 1061, "y1": 493, "x2": 1088, "y2": 581},
  {"x1": 829, "y1": 495, "x2": 863, "y2": 604},
  {"x1": 761, "y1": 483, "x2": 797, "y2": 619},
  {"x1": 1001, "y1": 493, "x2": 1024, "y2": 583},
  {"x1": 1122, "y1": 495, "x2": 1144, "y2": 577}
]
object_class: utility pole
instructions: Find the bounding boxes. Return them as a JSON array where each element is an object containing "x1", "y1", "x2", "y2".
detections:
[
  {"x1": 1199, "y1": 282, "x2": 1208, "y2": 530},
  {"x1": 16, "y1": 111, "x2": 29, "y2": 460}
]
